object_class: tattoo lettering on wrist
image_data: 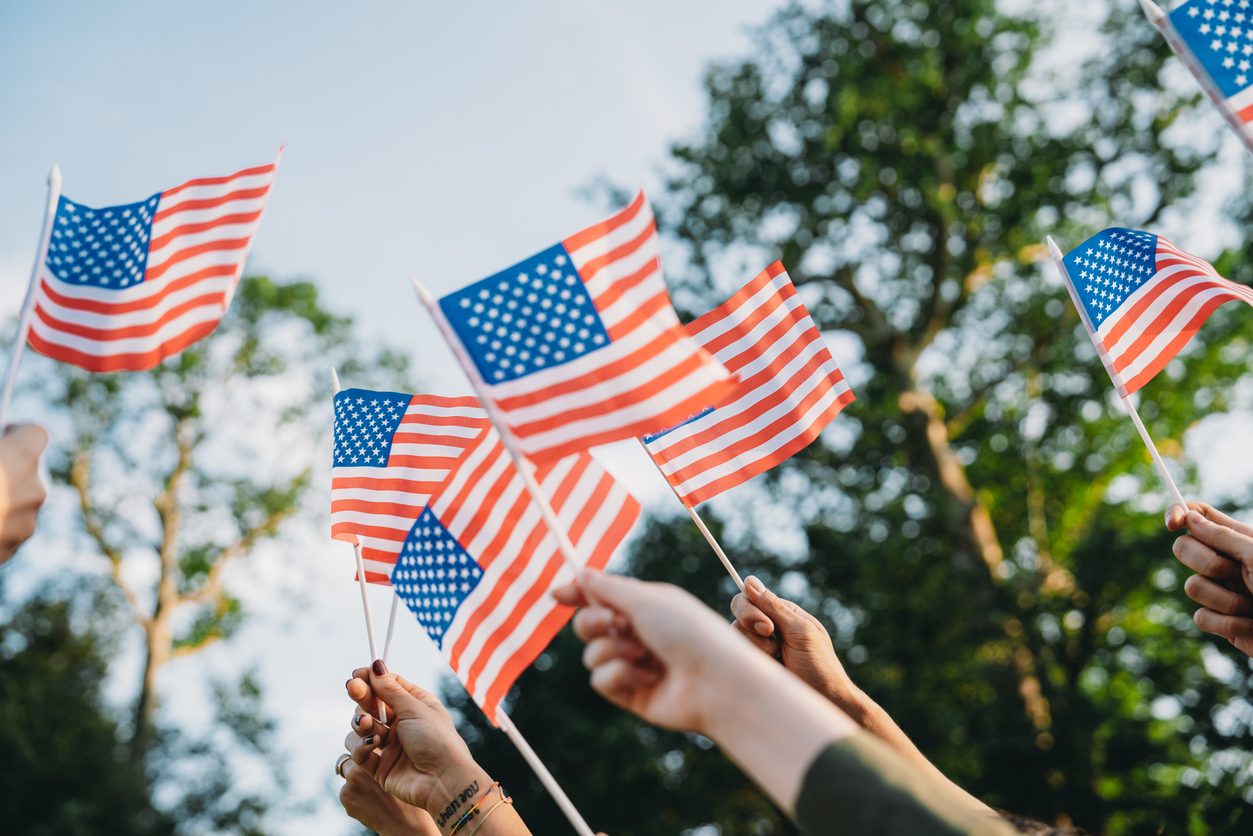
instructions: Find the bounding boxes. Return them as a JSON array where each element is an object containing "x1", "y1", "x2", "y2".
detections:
[{"x1": 435, "y1": 780, "x2": 481, "y2": 830}]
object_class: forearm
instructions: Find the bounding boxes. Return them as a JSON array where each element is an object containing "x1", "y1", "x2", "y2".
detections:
[
  {"x1": 840, "y1": 688, "x2": 992, "y2": 815},
  {"x1": 702, "y1": 652, "x2": 860, "y2": 811},
  {"x1": 423, "y1": 776, "x2": 531, "y2": 836}
]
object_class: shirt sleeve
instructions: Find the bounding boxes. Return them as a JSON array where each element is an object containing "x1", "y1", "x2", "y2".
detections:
[{"x1": 794, "y1": 734, "x2": 1017, "y2": 836}]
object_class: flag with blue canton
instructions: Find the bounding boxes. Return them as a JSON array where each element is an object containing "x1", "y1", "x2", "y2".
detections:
[
  {"x1": 331, "y1": 388, "x2": 488, "y2": 584},
  {"x1": 1158, "y1": 0, "x2": 1253, "y2": 145},
  {"x1": 28, "y1": 155, "x2": 279, "y2": 372},
  {"x1": 390, "y1": 422, "x2": 640, "y2": 723},
  {"x1": 434, "y1": 190, "x2": 733, "y2": 462},
  {"x1": 1059, "y1": 227, "x2": 1253, "y2": 395}
]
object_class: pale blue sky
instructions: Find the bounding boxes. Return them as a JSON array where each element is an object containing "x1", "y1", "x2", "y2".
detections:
[
  {"x1": 0, "y1": 2, "x2": 779, "y2": 832},
  {"x1": 3, "y1": 3, "x2": 1251, "y2": 833}
]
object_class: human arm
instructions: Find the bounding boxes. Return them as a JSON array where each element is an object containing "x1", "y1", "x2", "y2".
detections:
[
  {"x1": 1166, "y1": 503, "x2": 1253, "y2": 657},
  {"x1": 728, "y1": 575, "x2": 992, "y2": 814},
  {"x1": 0, "y1": 424, "x2": 49, "y2": 565},
  {"x1": 344, "y1": 664, "x2": 531, "y2": 835},
  {"x1": 555, "y1": 571, "x2": 1013, "y2": 835}
]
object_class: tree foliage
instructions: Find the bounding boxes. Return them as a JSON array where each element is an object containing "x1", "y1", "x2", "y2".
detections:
[
  {"x1": 451, "y1": 2, "x2": 1253, "y2": 834},
  {"x1": 25, "y1": 274, "x2": 410, "y2": 833}
]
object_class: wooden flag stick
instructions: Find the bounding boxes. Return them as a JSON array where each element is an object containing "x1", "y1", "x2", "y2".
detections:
[
  {"x1": 1046, "y1": 237, "x2": 1189, "y2": 509},
  {"x1": 1139, "y1": 0, "x2": 1253, "y2": 156},
  {"x1": 637, "y1": 439, "x2": 745, "y2": 590},
  {"x1": 411, "y1": 279, "x2": 585, "y2": 574},
  {"x1": 330, "y1": 368, "x2": 386, "y2": 722},
  {"x1": 496, "y1": 709, "x2": 596, "y2": 836},
  {"x1": 0, "y1": 165, "x2": 62, "y2": 426}
]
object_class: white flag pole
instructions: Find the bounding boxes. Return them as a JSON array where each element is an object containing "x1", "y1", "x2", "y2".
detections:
[
  {"x1": 1046, "y1": 237, "x2": 1189, "y2": 509},
  {"x1": 381, "y1": 592, "x2": 401, "y2": 663},
  {"x1": 407, "y1": 285, "x2": 600, "y2": 834},
  {"x1": 0, "y1": 165, "x2": 62, "y2": 426},
  {"x1": 637, "y1": 439, "x2": 745, "y2": 590},
  {"x1": 330, "y1": 368, "x2": 386, "y2": 722},
  {"x1": 496, "y1": 709, "x2": 596, "y2": 836},
  {"x1": 411, "y1": 279, "x2": 586, "y2": 574},
  {"x1": 1139, "y1": 0, "x2": 1253, "y2": 156}
]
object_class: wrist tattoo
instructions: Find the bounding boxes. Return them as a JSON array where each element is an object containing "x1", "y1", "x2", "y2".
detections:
[{"x1": 435, "y1": 780, "x2": 482, "y2": 830}]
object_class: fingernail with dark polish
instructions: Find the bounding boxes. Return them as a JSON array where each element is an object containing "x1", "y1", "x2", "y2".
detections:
[
  {"x1": 344, "y1": 679, "x2": 353, "y2": 691},
  {"x1": 353, "y1": 714, "x2": 362, "y2": 727},
  {"x1": 372, "y1": 659, "x2": 388, "y2": 676},
  {"x1": 364, "y1": 736, "x2": 374, "y2": 746}
]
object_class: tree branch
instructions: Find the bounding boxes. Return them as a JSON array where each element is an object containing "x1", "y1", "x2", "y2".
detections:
[
  {"x1": 69, "y1": 448, "x2": 150, "y2": 630},
  {"x1": 183, "y1": 469, "x2": 311, "y2": 608}
]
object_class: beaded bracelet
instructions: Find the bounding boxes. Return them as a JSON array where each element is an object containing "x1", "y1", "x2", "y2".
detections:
[
  {"x1": 448, "y1": 782, "x2": 501, "y2": 836},
  {"x1": 467, "y1": 793, "x2": 513, "y2": 836}
]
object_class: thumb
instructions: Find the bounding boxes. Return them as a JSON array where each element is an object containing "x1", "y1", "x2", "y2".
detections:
[
  {"x1": 1165, "y1": 503, "x2": 1188, "y2": 532},
  {"x1": 367, "y1": 661, "x2": 429, "y2": 721},
  {"x1": 578, "y1": 569, "x2": 653, "y2": 613},
  {"x1": 744, "y1": 576, "x2": 808, "y2": 632}
]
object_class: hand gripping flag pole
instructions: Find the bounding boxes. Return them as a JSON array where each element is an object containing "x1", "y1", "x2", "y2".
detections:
[
  {"x1": 330, "y1": 368, "x2": 391, "y2": 723},
  {"x1": 1046, "y1": 236, "x2": 1188, "y2": 509},
  {"x1": 412, "y1": 280, "x2": 587, "y2": 576},
  {"x1": 0, "y1": 165, "x2": 62, "y2": 425},
  {"x1": 1139, "y1": 0, "x2": 1253, "y2": 155},
  {"x1": 638, "y1": 438, "x2": 746, "y2": 590}
]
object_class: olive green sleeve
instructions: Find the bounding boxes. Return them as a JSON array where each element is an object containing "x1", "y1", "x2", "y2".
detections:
[{"x1": 794, "y1": 734, "x2": 1016, "y2": 836}]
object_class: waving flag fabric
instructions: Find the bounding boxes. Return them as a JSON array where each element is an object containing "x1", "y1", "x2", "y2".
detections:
[
  {"x1": 1165, "y1": 0, "x2": 1253, "y2": 141},
  {"x1": 436, "y1": 191, "x2": 733, "y2": 462},
  {"x1": 1060, "y1": 228, "x2": 1253, "y2": 395},
  {"x1": 390, "y1": 424, "x2": 640, "y2": 722},
  {"x1": 28, "y1": 155, "x2": 280, "y2": 372},
  {"x1": 643, "y1": 262, "x2": 854, "y2": 507},
  {"x1": 332, "y1": 388, "x2": 489, "y2": 584}
]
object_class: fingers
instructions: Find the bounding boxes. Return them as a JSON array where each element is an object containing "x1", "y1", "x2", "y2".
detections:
[
  {"x1": 2, "y1": 423, "x2": 49, "y2": 454},
  {"x1": 577, "y1": 569, "x2": 656, "y2": 612},
  {"x1": 552, "y1": 580, "x2": 589, "y2": 607},
  {"x1": 572, "y1": 606, "x2": 629, "y2": 642},
  {"x1": 351, "y1": 711, "x2": 385, "y2": 740},
  {"x1": 588, "y1": 657, "x2": 660, "y2": 704},
  {"x1": 744, "y1": 576, "x2": 819, "y2": 634},
  {"x1": 1165, "y1": 504, "x2": 1189, "y2": 532},
  {"x1": 1193, "y1": 608, "x2": 1253, "y2": 643},
  {"x1": 1172, "y1": 536, "x2": 1243, "y2": 582},
  {"x1": 1187, "y1": 502, "x2": 1253, "y2": 538},
  {"x1": 347, "y1": 672, "x2": 384, "y2": 720},
  {"x1": 583, "y1": 635, "x2": 649, "y2": 670},
  {"x1": 1184, "y1": 575, "x2": 1253, "y2": 617},
  {"x1": 730, "y1": 589, "x2": 775, "y2": 638},
  {"x1": 733, "y1": 618, "x2": 781, "y2": 657},
  {"x1": 1186, "y1": 510, "x2": 1253, "y2": 564},
  {"x1": 367, "y1": 660, "x2": 438, "y2": 721}
]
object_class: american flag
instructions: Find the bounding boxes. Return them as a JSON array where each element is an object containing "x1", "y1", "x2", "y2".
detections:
[
  {"x1": 1166, "y1": 0, "x2": 1253, "y2": 139},
  {"x1": 436, "y1": 190, "x2": 733, "y2": 462},
  {"x1": 28, "y1": 156, "x2": 279, "y2": 372},
  {"x1": 332, "y1": 388, "x2": 488, "y2": 584},
  {"x1": 390, "y1": 423, "x2": 640, "y2": 722},
  {"x1": 1060, "y1": 228, "x2": 1253, "y2": 395},
  {"x1": 642, "y1": 262, "x2": 854, "y2": 507}
]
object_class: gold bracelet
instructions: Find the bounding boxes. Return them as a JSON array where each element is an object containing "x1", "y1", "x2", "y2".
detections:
[{"x1": 467, "y1": 794, "x2": 513, "y2": 836}]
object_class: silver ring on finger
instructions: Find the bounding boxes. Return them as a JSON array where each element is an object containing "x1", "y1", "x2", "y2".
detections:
[{"x1": 335, "y1": 753, "x2": 351, "y2": 779}]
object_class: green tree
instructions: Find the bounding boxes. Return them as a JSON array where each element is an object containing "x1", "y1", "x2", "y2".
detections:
[
  {"x1": 31, "y1": 275, "x2": 410, "y2": 833},
  {"x1": 0, "y1": 581, "x2": 174, "y2": 836},
  {"x1": 451, "y1": 1, "x2": 1253, "y2": 833}
]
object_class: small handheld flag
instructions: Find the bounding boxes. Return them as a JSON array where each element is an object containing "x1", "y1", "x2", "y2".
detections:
[
  {"x1": 1056, "y1": 228, "x2": 1252, "y2": 396},
  {"x1": 27, "y1": 154, "x2": 280, "y2": 372},
  {"x1": 643, "y1": 262, "x2": 855, "y2": 507},
  {"x1": 390, "y1": 423, "x2": 640, "y2": 722},
  {"x1": 332, "y1": 387, "x2": 489, "y2": 583},
  {"x1": 434, "y1": 191, "x2": 733, "y2": 462},
  {"x1": 1141, "y1": 0, "x2": 1253, "y2": 153}
]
